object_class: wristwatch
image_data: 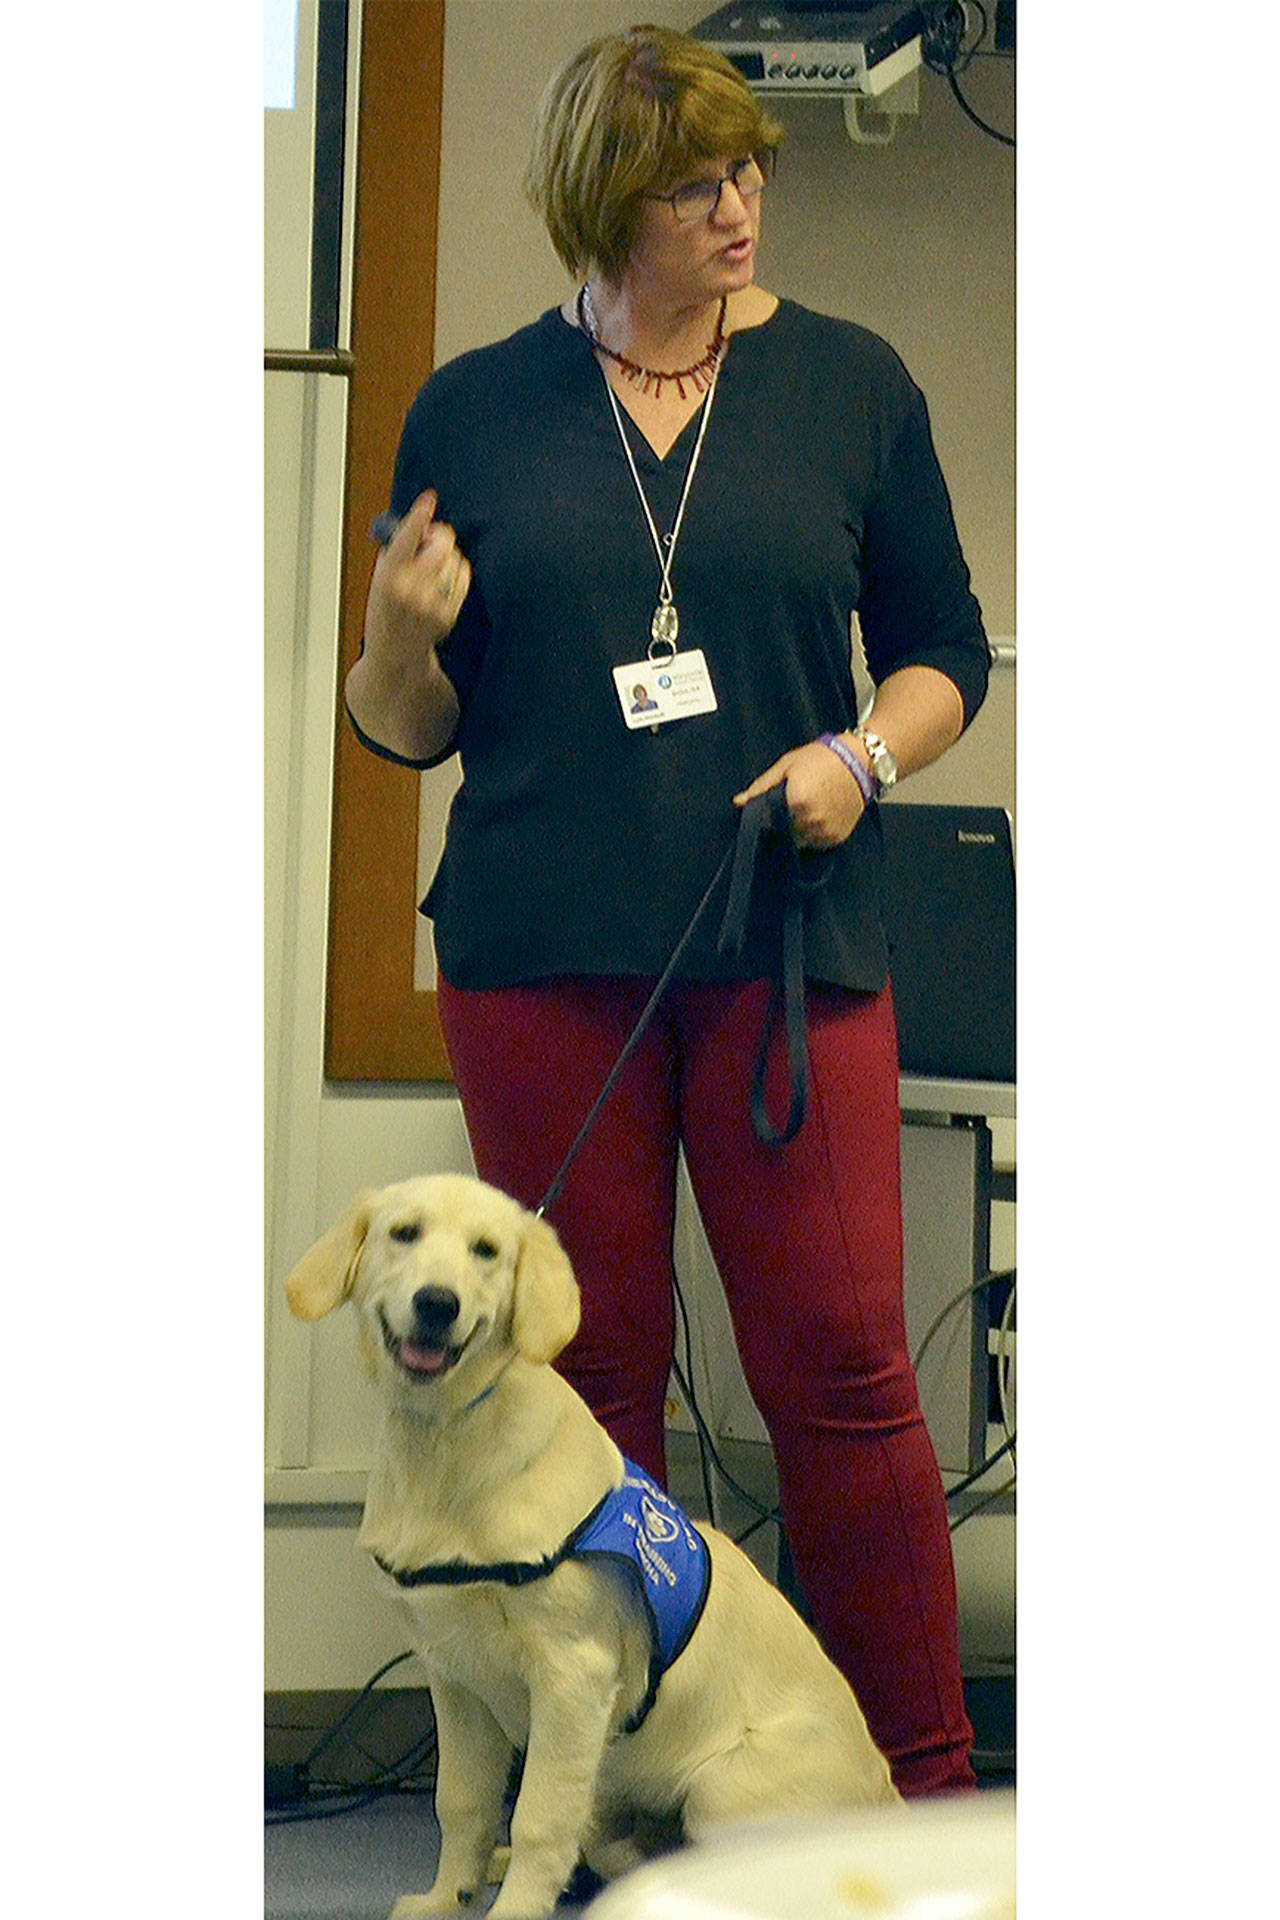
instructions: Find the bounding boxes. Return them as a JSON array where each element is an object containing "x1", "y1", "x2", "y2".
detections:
[{"x1": 854, "y1": 727, "x2": 899, "y2": 795}]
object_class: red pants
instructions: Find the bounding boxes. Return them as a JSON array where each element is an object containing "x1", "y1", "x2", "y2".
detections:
[{"x1": 437, "y1": 971, "x2": 975, "y2": 1796}]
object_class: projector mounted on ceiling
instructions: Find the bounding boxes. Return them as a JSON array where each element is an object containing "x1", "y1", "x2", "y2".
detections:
[{"x1": 690, "y1": 4, "x2": 926, "y2": 98}]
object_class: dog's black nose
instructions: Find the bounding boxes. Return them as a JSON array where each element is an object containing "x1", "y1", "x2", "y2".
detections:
[{"x1": 412, "y1": 1285, "x2": 460, "y2": 1338}]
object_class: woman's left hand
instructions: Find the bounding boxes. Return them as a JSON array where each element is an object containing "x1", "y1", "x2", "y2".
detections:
[{"x1": 734, "y1": 740, "x2": 867, "y2": 850}]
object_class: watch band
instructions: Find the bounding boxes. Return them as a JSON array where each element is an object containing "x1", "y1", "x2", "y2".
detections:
[
  {"x1": 818, "y1": 733, "x2": 876, "y2": 806},
  {"x1": 854, "y1": 726, "x2": 898, "y2": 794}
]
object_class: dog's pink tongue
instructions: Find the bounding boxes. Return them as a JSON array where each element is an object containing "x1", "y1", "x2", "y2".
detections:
[{"x1": 399, "y1": 1343, "x2": 450, "y2": 1375}]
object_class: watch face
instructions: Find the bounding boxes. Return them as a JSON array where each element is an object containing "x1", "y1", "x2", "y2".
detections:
[{"x1": 862, "y1": 733, "x2": 897, "y2": 786}]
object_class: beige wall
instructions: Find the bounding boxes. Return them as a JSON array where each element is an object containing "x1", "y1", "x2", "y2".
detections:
[{"x1": 266, "y1": 1, "x2": 1015, "y2": 1689}]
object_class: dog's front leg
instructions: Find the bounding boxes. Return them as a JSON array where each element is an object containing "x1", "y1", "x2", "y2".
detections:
[
  {"x1": 392, "y1": 1679, "x2": 512, "y2": 1917},
  {"x1": 488, "y1": 1656, "x2": 618, "y2": 1920}
]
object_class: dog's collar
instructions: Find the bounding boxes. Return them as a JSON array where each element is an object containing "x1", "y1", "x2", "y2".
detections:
[{"x1": 456, "y1": 1354, "x2": 516, "y2": 1416}]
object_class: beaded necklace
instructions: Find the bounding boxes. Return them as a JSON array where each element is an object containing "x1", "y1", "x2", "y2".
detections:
[{"x1": 577, "y1": 283, "x2": 727, "y2": 400}]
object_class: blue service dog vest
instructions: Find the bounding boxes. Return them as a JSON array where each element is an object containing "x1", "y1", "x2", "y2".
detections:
[{"x1": 373, "y1": 1459, "x2": 711, "y2": 1730}]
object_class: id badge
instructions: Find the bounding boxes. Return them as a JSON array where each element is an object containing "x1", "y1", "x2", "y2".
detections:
[{"x1": 613, "y1": 649, "x2": 718, "y2": 730}]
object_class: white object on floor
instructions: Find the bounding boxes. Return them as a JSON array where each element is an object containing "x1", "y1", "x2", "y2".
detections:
[{"x1": 583, "y1": 1791, "x2": 1015, "y2": 1919}]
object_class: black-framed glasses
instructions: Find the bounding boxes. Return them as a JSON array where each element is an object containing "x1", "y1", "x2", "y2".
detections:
[{"x1": 648, "y1": 152, "x2": 774, "y2": 224}]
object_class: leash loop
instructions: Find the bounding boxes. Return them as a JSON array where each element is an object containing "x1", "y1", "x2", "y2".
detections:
[{"x1": 715, "y1": 785, "x2": 833, "y2": 1147}]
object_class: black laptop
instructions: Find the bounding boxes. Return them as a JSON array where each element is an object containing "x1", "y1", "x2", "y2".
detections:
[{"x1": 877, "y1": 803, "x2": 1016, "y2": 1085}]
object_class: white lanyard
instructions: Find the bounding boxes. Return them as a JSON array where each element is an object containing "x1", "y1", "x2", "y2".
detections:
[{"x1": 598, "y1": 349, "x2": 725, "y2": 655}]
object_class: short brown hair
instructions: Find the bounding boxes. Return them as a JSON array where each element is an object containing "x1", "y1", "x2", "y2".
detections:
[{"x1": 526, "y1": 24, "x2": 784, "y2": 282}]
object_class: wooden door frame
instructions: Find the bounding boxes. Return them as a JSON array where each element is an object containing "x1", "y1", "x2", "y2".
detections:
[{"x1": 325, "y1": 0, "x2": 451, "y2": 1082}]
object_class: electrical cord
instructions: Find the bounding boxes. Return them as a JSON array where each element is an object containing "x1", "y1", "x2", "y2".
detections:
[
  {"x1": 948, "y1": 1430, "x2": 1015, "y2": 1496},
  {"x1": 299, "y1": 1650, "x2": 415, "y2": 1774},
  {"x1": 671, "y1": 1267, "x2": 716, "y2": 1518},
  {"x1": 267, "y1": 1725, "x2": 440, "y2": 1827},
  {"x1": 944, "y1": 1431, "x2": 1016, "y2": 1536},
  {"x1": 950, "y1": 1473, "x2": 1016, "y2": 1532},
  {"x1": 266, "y1": 1652, "x2": 439, "y2": 1826},
  {"x1": 912, "y1": 1268, "x2": 1013, "y2": 1375},
  {"x1": 266, "y1": 1738, "x2": 439, "y2": 1825},
  {"x1": 922, "y1": 1, "x2": 1015, "y2": 147},
  {"x1": 669, "y1": 1347, "x2": 781, "y2": 1530},
  {"x1": 670, "y1": 1267, "x2": 783, "y2": 1535},
  {"x1": 671, "y1": 1257, "x2": 1017, "y2": 1540},
  {"x1": 995, "y1": 1277, "x2": 1016, "y2": 1455},
  {"x1": 924, "y1": 0, "x2": 987, "y2": 74},
  {"x1": 913, "y1": 1266, "x2": 1016, "y2": 1499}
]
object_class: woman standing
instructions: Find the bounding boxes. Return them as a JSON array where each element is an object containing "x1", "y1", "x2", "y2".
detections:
[{"x1": 347, "y1": 25, "x2": 990, "y2": 1797}]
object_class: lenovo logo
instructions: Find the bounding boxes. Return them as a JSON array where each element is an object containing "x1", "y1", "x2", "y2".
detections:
[{"x1": 957, "y1": 830, "x2": 997, "y2": 845}]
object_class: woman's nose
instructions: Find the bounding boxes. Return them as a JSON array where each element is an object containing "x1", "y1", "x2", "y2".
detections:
[{"x1": 711, "y1": 177, "x2": 749, "y2": 224}]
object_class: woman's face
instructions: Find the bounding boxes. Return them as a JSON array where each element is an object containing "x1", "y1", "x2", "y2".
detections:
[{"x1": 620, "y1": 153, "x2": 762, "y2": 309}]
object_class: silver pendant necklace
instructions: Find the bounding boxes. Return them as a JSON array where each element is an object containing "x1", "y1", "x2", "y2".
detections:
[{"x1": 581, "y1": 283, "x2": 726, "y2": 654}]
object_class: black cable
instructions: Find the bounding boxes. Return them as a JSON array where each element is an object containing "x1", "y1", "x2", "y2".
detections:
[
  {"x1": 959, "y1": 1, "x2": 988, "y2": 70},
  {"x1": 950, "y1": 1473, "x2": 1015, "y2": 1532},
  {"x1": 671, "y1": 1269, "x2": 716, "y2": 1518},
  {"x1": 912, "y1": 1267, "x2": 1014, "y2": 1376},
  {"x1": 266, "y1": 1785, "x2": 395, "y2": 1827},
  {"x1": 669, "y1": 1350, "x2": 780, "y2": 1527},
  {"x1": 267, "y1": 1729, "x2": 440, "y2": 1826},
  {"x1": 922, "y1": 1, "x2": 1015, "y2": 148},
  {"x1": 301, "y1": 1650, "x2": 416, "y2": 1773},
  {"x1": 928, "y1": 0, "x2": 988, "y2": 73},
  {"x1": 945, "y1": 1431, "x2": 1016, "y2": 1504},
  {"x1": 922, "y1": 0, "x2": 969, "y2": 72},
  {"x1": 945, "y1": 1431, "x2": 1016, "y2": 1535},
  {"x1": 310, "y1": 1720, "x2": 440, "y2": 1796},
  {"x1": 946, "y1": 66, "x2": 1015, "y2": 147},
  {"x1": 732, "y1": 1507, "x2": 777, "y2": 1549},
  {"x1": 267, "y1": 1652, "x2": 439, "y2": 1827}
]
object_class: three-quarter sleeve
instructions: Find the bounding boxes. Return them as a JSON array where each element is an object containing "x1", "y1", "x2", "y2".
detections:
[{"x1": 857, "y1": 380, "x2": 990, "y2": 728}]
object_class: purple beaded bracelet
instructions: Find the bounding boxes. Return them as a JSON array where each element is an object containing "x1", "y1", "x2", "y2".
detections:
[{"x1": 818, "y1": 732, "x2": 876, "y2": 805}]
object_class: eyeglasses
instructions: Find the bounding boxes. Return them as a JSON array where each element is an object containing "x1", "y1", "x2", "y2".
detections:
[{"x1": 648, "y1": 153, "x2": 773, "y2": 224}]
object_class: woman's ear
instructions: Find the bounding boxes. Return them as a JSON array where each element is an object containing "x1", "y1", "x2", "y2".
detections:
[
  {"x1": 511, "y1": 1210, "x2": 581, "y2": 1364},
  {"x1": 285, "y1": 1192, "x2": 378, "y2": 1321}
]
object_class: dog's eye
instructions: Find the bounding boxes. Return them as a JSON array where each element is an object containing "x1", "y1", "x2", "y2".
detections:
[
  {"x1": 470, "y1": 1237, "x2": 500, "y2": 1261},
  {"x1": 389, "y1": 1221, "x2": 422, "y2": 1245}
]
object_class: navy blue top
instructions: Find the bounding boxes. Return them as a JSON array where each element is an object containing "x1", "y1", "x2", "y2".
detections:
[{"x1": 355, "y1": 300, "x2": 989, "y2": 991}]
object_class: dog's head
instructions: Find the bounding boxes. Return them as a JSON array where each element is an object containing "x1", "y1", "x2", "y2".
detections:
[{"x1": 284, "y1": 1175, "x2": 581, "y2": 1404}]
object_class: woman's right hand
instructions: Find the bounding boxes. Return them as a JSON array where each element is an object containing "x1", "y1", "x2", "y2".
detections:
[
  {"x1": 364, "y1": 488, "x2": 472, "y2": 666},
  {"x1": 347, "y1": 489, "x2": 468, "y2": 763}
]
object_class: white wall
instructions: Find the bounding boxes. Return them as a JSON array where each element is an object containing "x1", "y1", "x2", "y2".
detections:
[{"x1": 265, "y1": 0, "x2": 1015, "y2": 1691}]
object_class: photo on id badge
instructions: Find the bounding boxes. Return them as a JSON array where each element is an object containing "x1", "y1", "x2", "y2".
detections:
[{"x1": 612, "y1": 650, "x2": 718, "y2": 730}]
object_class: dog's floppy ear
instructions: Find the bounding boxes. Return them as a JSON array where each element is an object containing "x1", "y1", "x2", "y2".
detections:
[
  {"x1": 285, "y1": 1192, "x2": 378, "y2": 1321},
  {"x1": 512, "y1": 1211, "x2": 581, "y2": 1364}
]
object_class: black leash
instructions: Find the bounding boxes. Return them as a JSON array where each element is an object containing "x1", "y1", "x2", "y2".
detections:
[
  {"x1": 715, "y1": 784, "x2": 832, "y2": 1147},
  {"x1": 536, "y1": 786, "x2": 827, "y2": 1219},
  {"x1": 534, "y1": 832, "x2": 738, "y2": 1218}
]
